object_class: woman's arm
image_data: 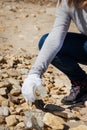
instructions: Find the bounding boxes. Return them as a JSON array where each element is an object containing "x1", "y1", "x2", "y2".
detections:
[{"x1": 29, "y1": 0, "x2": 71, "y2": 76}]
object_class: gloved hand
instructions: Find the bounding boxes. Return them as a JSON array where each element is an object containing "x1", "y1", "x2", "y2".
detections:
[{"x1": 21, "y1": 74, "x2": 47, "y2": 104}]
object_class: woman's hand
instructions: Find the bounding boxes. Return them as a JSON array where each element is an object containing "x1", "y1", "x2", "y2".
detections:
[{"x1": 21, "y1": 74, "x2": 47, "y2": 104}]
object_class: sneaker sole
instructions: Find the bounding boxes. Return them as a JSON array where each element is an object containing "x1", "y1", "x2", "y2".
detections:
[{"x1": 61, "y1": 94, "x2": 87, "y2": 105}]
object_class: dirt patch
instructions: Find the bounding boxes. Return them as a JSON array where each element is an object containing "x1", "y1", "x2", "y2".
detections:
[{"x1": 0, "y1": 0, "x2": 87, "y2": 130}]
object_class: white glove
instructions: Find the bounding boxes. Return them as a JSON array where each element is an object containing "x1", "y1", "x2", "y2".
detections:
[{"x1": 21, "y1": 74, "x2": 47, "y2": 104}]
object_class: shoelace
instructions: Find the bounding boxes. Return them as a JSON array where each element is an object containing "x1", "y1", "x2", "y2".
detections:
[
  {"x1": 65, "y1": 85, "x2": 81, "y2": 101},
  {"x1": 70, "y1": 85, "x2": 80, "y2": 96}
]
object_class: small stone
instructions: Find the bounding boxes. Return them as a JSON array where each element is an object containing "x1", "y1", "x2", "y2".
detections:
[
  {"x1": 16, "y1": 122, "x2": 25, "y2": 128},
  {"x1": 10, "y1": 88, "x2": 21, "y2": 96},
  {"x1": 69, "y1": 125, "x2": 87, "y2": 130},
  {"x1": 0, "y1": 81, "x2": 10, "y2": 88},
  {"x1": 12, "y1": 84, "x2": 21, "y2": 90},
  {"x1": 43, "y1": 113, "x2": 64, "y2": 130},
  {"x1": 0, "y1": 116, "x2": 5, "y2": 124},
  {"x1": 8, "y1": 59, "x2": 14, "y2": 67},
  {"x1": 0, "y1": 107, "x2": 10, "y2": 116},
  {"x1": 0, "y1": 88, "x2": 7, "y2": 95},
  {"x1": 9, "y1": 126, "x2": 14, "y2": 130},
  {"x1": 7, "y1": 69, "x2": 20, "y2": 77},
  {"x1": 34, "y1": 25, "x2": 40, "y2": 31},
  {"x1": 79, "y1": 108, "x2": 87, "y2": 115},
  {"x1": 20, "y1": 69, "x2": 29, "y2": 75},
  {"x1": 16, "y1": 107, "x2": 23, "y2": 113},
  {"x1": 8, "y1": 44, "x2": 13, "y2": 48},
  {"x1": 0, "y1": 95, "x2": 7, "y2": 105},
  {"x1": 31, "y1": 13, "x2": 36, "y2": 17},
  {"x1": 8, "y1": 94, "x2": 20, "y2": 105},
  {"x1": 80, "y1": 115, "x2": 87, "y2": 122},
  {"x1": 18, "y1": 47, "x2": 26, "y2": 52},
  {"x1": 16, "y1": 115, "x2": 24, "y2": 122},
  {"x1": 7, "y1": 78, "x2": 20, "y2": 91},
  {"x1": 0, "y1": 126, "x2": 8, "y2": 130},
  {"x1": 2, "y1": 73, "x2": 9, "y2": 78},
  {"x1": 47, "y1": 66, "x2": 53, "y2": 74},
  {"x1": 1, "y1": 100, "x2": 9, "y2": 107},
  {"x1": 18, "y1": 34, "x2": 25, "y2": 40},
  {"x1": 0, "y1": 56, "x2": 4, "y2": 62},
  {"x1": 21, "y1": 102, "x2": 30, "y2": 110},
  {"x1": 0, "y1": 56, "x2": 6, "y2": 63},
  {"x1": 5, "y1": 115, "x2": 18, "y2": 126}
]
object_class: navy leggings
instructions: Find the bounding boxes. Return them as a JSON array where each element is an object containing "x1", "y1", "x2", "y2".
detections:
[{"x1": 38, "y1": 32, "x2": 87, "y2": 82}]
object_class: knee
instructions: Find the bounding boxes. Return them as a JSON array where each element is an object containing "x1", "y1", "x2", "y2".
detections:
[
  {"x1": 38, "y1": 33, "x2": 49, "y2": 50},
  {"x1": 84, "y1": 41, "x2": 87, "y2": 53}
]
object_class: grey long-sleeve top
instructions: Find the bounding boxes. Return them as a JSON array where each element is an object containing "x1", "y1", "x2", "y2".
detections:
[{"x1": 29, "y1": 0, "x2": 87, "y2": 76}]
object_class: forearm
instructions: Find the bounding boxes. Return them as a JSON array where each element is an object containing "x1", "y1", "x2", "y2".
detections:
[
  {"x1": 29, "y1": 28, "x2": 67, "y2": 76},
  {"x1": 29, "y1": 1, "x2": 71, "y2": 77}
]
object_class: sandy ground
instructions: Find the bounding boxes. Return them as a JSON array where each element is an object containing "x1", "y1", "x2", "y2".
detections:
[
  {"x1": 0, "y1": 0, "x2": 79, "y2": 55},
  {"x1": 0, "y1": 1, "x2": 87, "y2": 129}
]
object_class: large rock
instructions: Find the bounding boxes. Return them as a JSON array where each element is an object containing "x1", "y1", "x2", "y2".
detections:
[{"x1": 43, "y1": 113, "x2": 65, "y2": 130}]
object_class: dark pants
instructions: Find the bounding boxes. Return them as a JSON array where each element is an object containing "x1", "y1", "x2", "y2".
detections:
[{"x1": 38, "y1": 33, "x2": 87, "y2": 82}]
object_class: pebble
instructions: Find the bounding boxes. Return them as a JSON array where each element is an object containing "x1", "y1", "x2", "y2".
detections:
[
  {"x1": 0, "y1": 1, "x2": 87, "y2": 129},
  {"x1": 0, "y1": 81, "x2": 10, "y2": 88},
  {"x1": 69, "y1": 125, "x2": 87, "y2": 130},
  {"x1": 43, "y1": 113, "x2": 64, "y2": 130},
  {"x1": 0, "y1": 88, "x2": 7, "y2": 95},
  {"x1": 16, "y1": 122, "x2": 25, "y2": 128},
  {"x1": 5, "y1": 115, "x2": 18, "y2": 126},
  {"x1": 10, "y1": 88, "x2": 21, "y2": 96},
  {"x1": 0, "y1": 116, "x2": 5, "y2": 124},
  {"x1": 1, "y1": 100, "x2": 9, "y2": 107},
  {"x1": 0, "y1": 107, "x2": 10, "y2": 116}
]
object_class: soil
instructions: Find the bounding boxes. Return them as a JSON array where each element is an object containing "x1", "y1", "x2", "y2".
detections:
[{"x1": 0, "y1": 0, "x2": 87, "y2": 130}]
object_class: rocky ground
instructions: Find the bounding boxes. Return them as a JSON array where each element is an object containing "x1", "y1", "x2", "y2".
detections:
[{"x1": 0, "y1": 0, "x2": 87, "y2": 130}]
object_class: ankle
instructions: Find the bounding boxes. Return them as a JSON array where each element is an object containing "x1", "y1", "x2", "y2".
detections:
[
  {"x1": 71, "y1": 81, "x2": 81, "y2": 87},
  {"x1": 71, "y1": 77, "x2": 87, "y2": 87}
]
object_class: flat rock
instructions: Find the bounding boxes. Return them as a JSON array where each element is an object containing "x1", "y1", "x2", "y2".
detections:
[
  {"x1": 0, "y1": 88, "x2": 7, "y2": 95},
  {"x1": 10, "y1": 88, "x2": 21, "y2": 96},
  {"x1": 43, "y1": 113, "x2": 64, "y2": 130},
  {"x1": 5, "y1": 115, "x2": 18, "y2": 126},
  {"x1": 0, "y1": 107, "x2": 10, "y2": 116},
  {"x1": 0, "y1": 81, "x2": 10, "y2": 88},
  {"x1": 69, "y1": 125, "x2": 87, "y2": 130}
]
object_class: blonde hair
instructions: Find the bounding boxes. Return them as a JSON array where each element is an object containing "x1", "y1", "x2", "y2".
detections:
[{"x1": 58, "y1": 0, "x2": 87, "y2": 8}]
